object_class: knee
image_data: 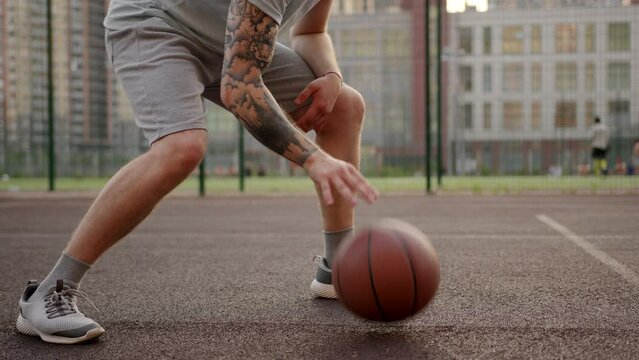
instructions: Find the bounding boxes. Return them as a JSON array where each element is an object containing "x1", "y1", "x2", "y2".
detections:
[
  {"x1": 152, "y1": 130, "x2": 207, "y2": 175},
  {"x1": 177, "y1": 140, "x2": 207, "y2": 172},
  {"x1": 332, "y1": 86, "x2": 366, "y2": 128}
]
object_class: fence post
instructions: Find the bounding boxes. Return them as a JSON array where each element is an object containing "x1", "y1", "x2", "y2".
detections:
[
  {"x1": 47, "y1": 0, "x2": 55, "y2": 191},
  {"x1": 436, "y1": 0, "x2": 443, "y2": 187},
  {"x1": 238, "y1": 123, "x2": 245, "y2": 192},
  {"x1": 425, "y1": 0, "x2": 432, "y2": 193},
  {"x1": 198, "y1": 157, "x2": 206, "y2": 197}
]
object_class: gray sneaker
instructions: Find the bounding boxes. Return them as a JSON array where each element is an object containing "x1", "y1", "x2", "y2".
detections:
[
  {"x1": 16, "y1": 279, "x2": 104, "y2": 344},
  {"x1": 310, "y1": 256, "x2": 338, "y2": 299}
]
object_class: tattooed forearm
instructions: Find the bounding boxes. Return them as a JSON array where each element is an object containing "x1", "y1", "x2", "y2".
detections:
[{"x1": 221, "y1": 0, "x2": 318, "y2": 167}]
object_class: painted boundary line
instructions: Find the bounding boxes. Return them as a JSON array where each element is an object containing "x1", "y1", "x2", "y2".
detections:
[{"x1": 537, "y1": 214, "x2": 639, "y2": 288}]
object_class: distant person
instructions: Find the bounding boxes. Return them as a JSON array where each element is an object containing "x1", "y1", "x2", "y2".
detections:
[
  {"x1": 614, "y1": 157, "x2": 627, "y2": 175},
  {"x1": 16, "y1": 0, "x2": 377, "y2": 344},
  {"x1": 589, "y1": 117, "x2": 610, "y2": 176}
]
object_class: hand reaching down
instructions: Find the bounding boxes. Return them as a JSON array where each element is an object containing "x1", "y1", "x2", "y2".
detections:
[{"x1": 303, "y1": 151, "x2": 378, "y2": 206}]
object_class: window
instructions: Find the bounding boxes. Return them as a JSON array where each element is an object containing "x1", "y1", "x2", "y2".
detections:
[
  {"x1": 335, "y1": 0, "x2": 375, "y2": 14},
  {"x1": 383, "y1": 29, "x2": 409, "y2": 58},
  {"x1": 358, "y1": 29, "x2": 378, "y2": 56},
  {"x1": 585, "y1": 63, "x2": 595, "y2": 92},
  {"x1": 460, "y1": 65, "x2": 473, "y2": 92},
  {"x1": 382, "y1": 93, "x2": 408, "y2": 139},
  {"x1": 482, "y1": 65, "x2": 492, "y2": 92},
  {"x1": 555, "y1": 24, "x2": 577, "y2": 53},
  {"x1": 341, "y1": 29, "x2": 377, "y2": 57},
  {"x1": 481, "y1": 144, "x2": 492, "y2": 171},
  {"x1": 483, "y1": 103, "x2": 492, "y2": 130},
  {"x1": 461, "y1": 103, "x2": 473, "y2": 129},
  {"x1": 371, "y1": 0, "x2": 404, "y2": 13},
  {"x1": 607, "y1": 62, "x2": 630, "y2": 90},
  {"x1": 531, "y1": 25, "x2": 542, "y2": 53},
  {"x1": 503, "y1": 102, "x2": 523, "y2": 130},
  {"x1": 608, "y1": 23, "x2": 630, "y2": 52},
  {"x1": 502, "y1": 26, "x2": 524, "y2": 54},
  {"x1": 503, "y1": 63, "x2": 524, "y2": 92},
  {"x1": 585, "y1": 24, "x2": 595, "y2": 52},
  {"x1": 483, "y1": 27, "x2": 492, "y2": 54},
  {"x1": 344, "y1": 63, "x2": 379, "y2": 95},
  {"x1": 459, "y1": 27, "x2": 473, "y2": 55},
  {"x1": 555, "y1": 62, "x2": 577, "y2": 92},
  {"x1": 532, "y1": 102, "x2": 542, "y2": 129},
  {"x1": 585, "y1": 101, "x2": 595, "y2": 127},
  {"x1": 555, "y1": 101, "x2": 576, "y2": 128},
  {"x1": 608, "y1": 100, "x2": 630, "y2": 126},
  {"x1": 531, "y1": 63, "x2": 542, "y2": 92},
  {"x1": 341, "y1": 30, "x2": 356, "y2": 57},
  {"x1": 500, "y1": 142, "x2": 524, "y2": 175}
]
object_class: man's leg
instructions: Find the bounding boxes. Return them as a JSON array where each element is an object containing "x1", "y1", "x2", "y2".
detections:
[
  {"x1": 300, "y1": 86, "x2": 365, "y2": 299},
  {"x1": 248, "y1": 43, "x2": 366, "y2": 297},
  {"x1": 66, "y1": 129, "x2": 207, "y2": 264},
  {"x1": 313, "y1": 86, "x2": 365, "y2": 233},
  {"x1": 594, "y1": 158, "x2": 603, "y2": 176},
  {"x1": 17, "y1": 129, "x2": 206, "y2": 344}
]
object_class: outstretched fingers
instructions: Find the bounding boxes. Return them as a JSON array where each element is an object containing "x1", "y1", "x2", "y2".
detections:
[
  {"x1": 330, "y1": 177, "x2": 357, "y2": 207},
  {"x1": 321, "y1": 167, "x2": 378, "y2": 207},
  {"x1": 319, "y1": 179, "x2": 334, "y2": 206},
  {"x1": 308, "y1": 153, "x2": 378, "y2": 207},
  {"x1": 347, "y1": 167, "x2": 378, "y2": 204}
]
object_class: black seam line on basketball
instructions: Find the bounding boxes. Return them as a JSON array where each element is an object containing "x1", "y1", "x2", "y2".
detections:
[
  {"x1": 393, "y1": 230, "x2": 418, "y2": 314},
  {"x1": 367, "y1": 227, "x2": 386, "y2": 321}
]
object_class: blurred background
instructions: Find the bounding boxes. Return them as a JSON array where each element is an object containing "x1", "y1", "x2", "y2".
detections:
[{"x1": 0, "y1": 0, "x2": 638, "y2": 194}]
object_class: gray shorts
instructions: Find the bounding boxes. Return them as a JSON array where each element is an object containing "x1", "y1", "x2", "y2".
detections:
[{"x1": 105, "y1": 17, "x2": 315, "y2": 145}]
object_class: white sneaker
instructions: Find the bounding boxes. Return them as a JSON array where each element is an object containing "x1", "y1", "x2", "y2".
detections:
[
  {"x1": 310, "y1": 256, "x2": 338, "y2": 299},
  {"x1": 17, "y1": 279, "x2": 104, "y2": 344}
]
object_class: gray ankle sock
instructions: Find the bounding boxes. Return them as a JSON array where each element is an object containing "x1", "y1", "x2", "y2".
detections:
[
  {"x1": 323, "y1": 227, "x2": 353, "y2": 268},
  {"x1": 34, "y1": 252, "x2": 91, "y2": 296}
]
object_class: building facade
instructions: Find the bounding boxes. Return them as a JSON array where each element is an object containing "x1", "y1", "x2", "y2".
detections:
[
  {"x1": 0, "y1": 0, "x2": 49, "y2": 175},
  {"x1": 0, "y1": 0, "x2": 440, "y2": 178},
  {"x1": 0, "y1": 0, "x2": 144, "y2": 177},
  {"x1": 487, "y1": 0, "x2": 630, "y2": 10},
  {"x1": 448, "y1": 3, "x2": 639, "y2": 175}
]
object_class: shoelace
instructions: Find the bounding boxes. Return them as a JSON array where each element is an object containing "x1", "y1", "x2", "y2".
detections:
[{"x1": 44, "y1": 287, "x2": 99, "y2": 319}]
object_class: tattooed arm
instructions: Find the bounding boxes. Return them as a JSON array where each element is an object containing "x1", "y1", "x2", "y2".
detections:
[
  {"x1": 221, "y1": 0, "x2": 317, "y2": 167},
  {"x1": 221, "y1": 0, "x2": 377, "y2": 205}
]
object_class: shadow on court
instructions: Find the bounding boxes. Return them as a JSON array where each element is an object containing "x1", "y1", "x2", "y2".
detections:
[{"x1": 1, "y1": 194, "x2": 638, "y2": 359}]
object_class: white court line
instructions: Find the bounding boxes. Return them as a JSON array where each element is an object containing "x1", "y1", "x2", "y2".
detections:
[
  {"x1": 429, "y1": 234, "x2": 634, "y2": 240},
  {"x1": 537, "y1": 214, "x2": 639, "y2": 288}
]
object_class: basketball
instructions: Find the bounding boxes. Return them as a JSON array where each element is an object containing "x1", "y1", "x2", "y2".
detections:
[{"x1": 332, "y1": 219, "x2": 440, "y2": 321}]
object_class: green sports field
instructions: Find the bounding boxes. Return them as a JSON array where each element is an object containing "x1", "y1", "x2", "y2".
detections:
[{"x1": 1, "y1": 176, "x2": 637, "y2": 195}]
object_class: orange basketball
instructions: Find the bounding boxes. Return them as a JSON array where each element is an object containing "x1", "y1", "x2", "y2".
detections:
[{"x1": 332, "y1": 219, "x2": 440, "y2": 321}]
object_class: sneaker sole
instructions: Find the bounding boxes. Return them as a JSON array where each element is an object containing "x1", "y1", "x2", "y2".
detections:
[
  {"x1": 16, "y1": 314, "x2": 104, "y2": 344},
  {"x1": 310, "y1": 279, "x2": 338, "y2": 299}
]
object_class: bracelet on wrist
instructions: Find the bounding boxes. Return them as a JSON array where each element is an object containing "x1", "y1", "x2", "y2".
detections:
[{"x1": 323, "y1": 71, "x2": 343, "y2": 85}]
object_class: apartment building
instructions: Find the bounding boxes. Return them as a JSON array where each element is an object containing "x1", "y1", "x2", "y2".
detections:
[
  {"x1": 448, "y1": 3, "x2": 638, "y2": 174},
  {"x1": 0, "y1": 0, "x2": 141, "y2": 176}
]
